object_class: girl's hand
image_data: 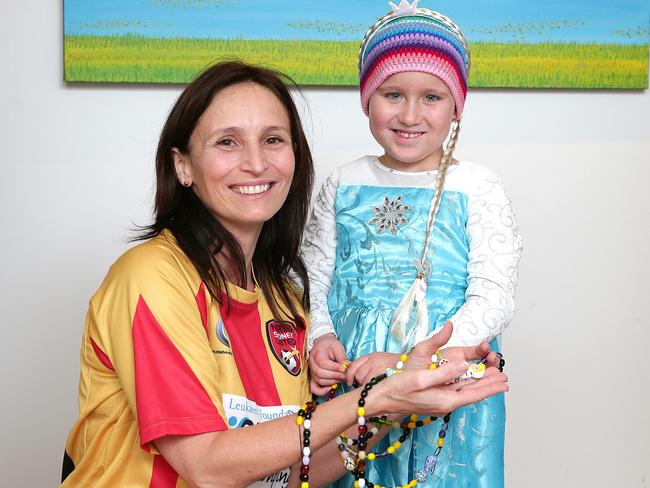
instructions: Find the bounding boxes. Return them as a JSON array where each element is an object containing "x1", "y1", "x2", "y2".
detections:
[
  {"x1": 309, "y1": 334, "x2": 348, "y2": 395},
  {"x1": 344, "y1": 352, "x2": 401, "y2": 387},
  {"x1": 406, "y1": 321, "x2": 499, "y2": 370}
]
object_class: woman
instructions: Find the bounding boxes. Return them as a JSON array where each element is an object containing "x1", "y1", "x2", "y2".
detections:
[{"x1": 60, "y1": 61, "x2": 508, "y2": 488}]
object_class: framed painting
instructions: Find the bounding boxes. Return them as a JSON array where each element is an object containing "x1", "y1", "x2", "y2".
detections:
[{"x1": 64, "y1": 0, "x2": 650, "y2": 88}]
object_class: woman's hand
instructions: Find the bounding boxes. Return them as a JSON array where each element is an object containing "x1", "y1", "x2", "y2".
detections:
[
  {"x1": 345, "y1": 321, "x2": 499, "y2": 389},
  {"x1": 368, "y1": 321, "x2": 508, "y2": 417},
  {"x1": 374, "y1": 360, "x2": 508, "y2": 418},
  {"x1": 309, "y1": 334, "x2": 348, "y2": 395}
]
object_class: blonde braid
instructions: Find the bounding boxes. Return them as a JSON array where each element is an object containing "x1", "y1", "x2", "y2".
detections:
[{"x1": 420, "y1": 119, "x2": 462, "y2": 268}]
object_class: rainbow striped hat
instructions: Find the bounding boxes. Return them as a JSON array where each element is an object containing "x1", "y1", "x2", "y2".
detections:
[{"x1": 359, "y1": 0, "x2": 471, "y2": 117}]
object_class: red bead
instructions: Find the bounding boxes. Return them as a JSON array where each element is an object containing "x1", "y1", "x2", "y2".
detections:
[
  {"x1": 301, "y1": 465, "x2": 310, "y2": 475},
  {"x1": 358, "y1": 425, "x2": 368, "y2": 435}
]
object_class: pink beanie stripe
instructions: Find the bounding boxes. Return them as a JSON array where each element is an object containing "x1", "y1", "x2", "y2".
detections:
[
  {"x1": 360, "y1": 46, "x2": 467, "y2": 97},
  {"x1": 361, "y1": 34, "x2": 468, "y2": 87}
]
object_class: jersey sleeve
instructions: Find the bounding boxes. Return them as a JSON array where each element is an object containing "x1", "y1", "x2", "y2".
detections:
[
  {"x1": 445, "y1": 172, "x2": 523, "y2": 347},
  {"x1": 301, "y1": 170, "x2": 340, "y2": 351},
  {"x1": 87, "y1": 240, "x2": 227, "y2": 448}
]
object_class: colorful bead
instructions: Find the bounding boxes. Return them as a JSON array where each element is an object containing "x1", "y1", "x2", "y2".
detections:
[
  {"x1": 297, "y1": 402, "x2": 317, "y2": 488},
  {"x1": 468, "y1": 363, "x2": 486, "y2": 378}
]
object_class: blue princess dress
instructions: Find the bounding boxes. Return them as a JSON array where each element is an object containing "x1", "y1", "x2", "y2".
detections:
[{"x1": 302, "y1": 156, "x2": 522, "y2": 488}]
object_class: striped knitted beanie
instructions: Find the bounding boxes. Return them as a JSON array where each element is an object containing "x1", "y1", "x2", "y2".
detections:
[{"x1": 359, "y1": 1, "x2": 471, "y2": 117}]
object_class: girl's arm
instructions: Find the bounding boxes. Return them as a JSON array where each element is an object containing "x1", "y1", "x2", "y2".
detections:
[
  {"x1": 302, "y1": 171, "x2": 340, "y2": 351},
  {"x1": 445, "y1": 171, "x2": 523, "y2": 347}
]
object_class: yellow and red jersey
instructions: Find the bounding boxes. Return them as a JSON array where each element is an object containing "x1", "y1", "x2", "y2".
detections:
[{"x1": 61, "y1": 231, "x2": 310, "y2": 487}]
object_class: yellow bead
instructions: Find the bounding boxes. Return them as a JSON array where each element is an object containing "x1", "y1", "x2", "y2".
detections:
[
  {"x1": 428, "y1": 363, "x2": 437, "y2": 370},
  {"x1": 423, "y1": 418, "x2": 431, "y2": 425},
  {"x1": 400, "y1": 354, "x2": 408, "y2": 362},
  {"x1": 302, "y1": 403, "x2": 308, "y2": 410},
  {"x1": 331, "y1": 383, "x2": 338, "y2": 390},
  {"x1": 387, "y1": 446, "x2": 395, "y2": 454},
  {"x1": 411, "y1": 480, "x2": 419, "y2": 486},
  {"x1": 408, "y1": 422, "x2": 416, "y2": 429},
  {"x1": 301, "y1": 482, "x2": 309, "y2": 488},
  {"x1": 357, "y1": 407, "x2": 365, "y2": 417},
  {"x1": 296, "y1": 416, "x2": 304, "y2": 426},
  {"x1": 367, "y1": 452, "x2": 376, "y2": 460},
  {"x1": 410, "y1": 414, "x2": 418, "y2": 421},
  {"x1": 438, "y1": 438, "x2": 444, "y2": 447},
  {"x1": 394, "y1": 441, "x2": 401, "y2": 449},
  {"x1": 354, "y1": 482, "x2": 359, "y2": 488}
]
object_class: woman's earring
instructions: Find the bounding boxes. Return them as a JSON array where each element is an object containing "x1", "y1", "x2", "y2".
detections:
[{"x1": 182, "y1": 180, "x2": 191, "y2": 187}]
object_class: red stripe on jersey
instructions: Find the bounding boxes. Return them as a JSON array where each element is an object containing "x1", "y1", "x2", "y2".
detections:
[
  {"x1": 149, "y1": 455, "x2": 178, "y2": 488},
  {"x1": 221, "y1": 297, "x2": 281, "y2": 406},
  {"x1": 89, "y1": 336, "x2": 115, "y2": 371},
  {"x1": 195, "y1": 282, "x2": 209, "y2": 337},
  {"x1": 133, "y1": 295, "x2": 227, "y2": 447}
]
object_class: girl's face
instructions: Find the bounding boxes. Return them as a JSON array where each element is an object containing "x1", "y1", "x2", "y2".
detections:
[
  {"x1": 173, "y1": 82, "x2": 295, "y2": 243},
  {"x1": 368, "y1": 71, "x2": 456, "y2": 172}
]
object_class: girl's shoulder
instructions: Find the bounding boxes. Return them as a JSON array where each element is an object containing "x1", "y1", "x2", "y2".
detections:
[
  {"x1": 446, "y1": 161, "x2": 504, "y2": 192},
  {"x1": 334, "y1": 155, "x2": 378, "y2": 180},
  {"x1": 451, "y1": 160, "x2": 499, "y2": 179}
]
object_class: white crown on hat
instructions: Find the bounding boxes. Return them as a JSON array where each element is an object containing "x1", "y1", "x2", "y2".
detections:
[{"x1": 388, "y1": 0, "x2": 419, "y2": 16}]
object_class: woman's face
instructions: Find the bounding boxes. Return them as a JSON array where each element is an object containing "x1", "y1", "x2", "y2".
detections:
[{"x1": 174, "y1": 82, "x2": 295, "y2": 242}]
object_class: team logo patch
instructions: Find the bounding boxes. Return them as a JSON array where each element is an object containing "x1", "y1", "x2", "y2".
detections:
[
  {"x1": 215, "y1": 318, "x2": 231, "y2": 348},
  {"x1": 265, "y1": 320, "x2": 303, "y2": 376}
]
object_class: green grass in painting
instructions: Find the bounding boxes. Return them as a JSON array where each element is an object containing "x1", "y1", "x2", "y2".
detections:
[
  {"x1": 471, "y1": 42, "x2": 648, "y2": 88},
  {"x1": 64, "y1": 35, "x2": 359, "y2": 85},
  {"x1": 64, "y1": 35, "x2": 649, "y2": 88}
]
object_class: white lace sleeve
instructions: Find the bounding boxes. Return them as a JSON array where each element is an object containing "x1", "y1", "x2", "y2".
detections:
[
  {"x1": 445, "y1": 173, "x2": 523, "y2": 347},
  {"x1": 301, "y1": 170, "x2": 340, "y2": 351}
]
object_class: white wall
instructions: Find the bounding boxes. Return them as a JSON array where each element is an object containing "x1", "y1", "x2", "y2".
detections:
[{"x1": 2, "y1": 1, "x2": 649, "y2": 487}]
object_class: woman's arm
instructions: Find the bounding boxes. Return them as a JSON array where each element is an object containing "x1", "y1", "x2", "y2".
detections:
[{"x1": 154, "y1": 325, "x2": 509, "y2": 488}]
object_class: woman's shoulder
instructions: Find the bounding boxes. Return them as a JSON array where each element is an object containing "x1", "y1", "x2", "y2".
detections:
[
  {"x1": 114, "y1": 232, "x2": 183, "y2": 268},
  {"x1": 101, "y1": 231, "x2": 195, "y2": 294}
]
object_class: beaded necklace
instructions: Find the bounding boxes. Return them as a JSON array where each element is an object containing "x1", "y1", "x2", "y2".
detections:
[
  {"x1": 347, "y1": 352, "x2": 504, "y2": 488},
  {"x1": 351, "y1": 376, "x2": 450, "y2": 488},
  {"x1": 297, "y1": 351, "x2": 505, "y2": 488}
]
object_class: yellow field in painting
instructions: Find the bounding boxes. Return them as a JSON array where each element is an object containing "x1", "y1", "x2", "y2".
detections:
[{"x1": 64, "y1": 35, "x2": 649, "y2": 88}]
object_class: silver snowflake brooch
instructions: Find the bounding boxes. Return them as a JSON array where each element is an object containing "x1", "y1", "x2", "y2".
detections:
[{"x1": 368, "y1": 195, "x2": 410, "y2": 235}]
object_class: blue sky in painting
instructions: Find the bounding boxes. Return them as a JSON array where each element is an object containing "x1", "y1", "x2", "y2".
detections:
[{"x1": 64, "y1": 0, "x2": 650, "y2": 44}]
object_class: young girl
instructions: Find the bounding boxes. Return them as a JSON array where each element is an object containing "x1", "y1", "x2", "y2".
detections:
[{"x1": 302, "y1": 1, "x2": 522, "y2": 487}]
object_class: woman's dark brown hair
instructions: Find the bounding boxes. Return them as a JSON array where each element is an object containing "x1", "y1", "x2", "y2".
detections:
[{"x1": 138, "y1": 60, "x2": 313, "y2": 323}]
